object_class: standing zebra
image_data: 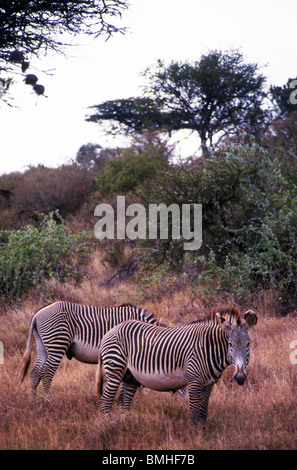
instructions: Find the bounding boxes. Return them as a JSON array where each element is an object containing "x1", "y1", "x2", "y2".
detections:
[
  {"x1": 96, "y1": 306, "x2": 257, "y2": 428},
  {"x1": 21, "y1": 301, "x2": 158, "y2": 393}
]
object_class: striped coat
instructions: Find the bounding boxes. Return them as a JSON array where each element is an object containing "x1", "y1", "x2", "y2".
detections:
[
  {"x1": 21, "y1": 301, "x2": 158, "y2": 393},
  {"x1": 97, "y1": 307, "x2": 257, "y2": 427}
]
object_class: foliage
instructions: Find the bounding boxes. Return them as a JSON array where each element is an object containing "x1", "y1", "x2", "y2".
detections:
[
  {"x1": 0, "y1": 1, "x2": 127, "y2": 64},
  {"x1": 0, "y1": 163, "x2": 92, "y2": 229},
  {"x1": 75, "y1": 143, "x2": 122, "y2": 173},
  {"x1": 138, "y1": 142, "x2": 297, "y2": 306},
  {"x1": 269, "y1": 78, "x2": 297, "y2": 116},
  {"x1": 87, "y1": 97, "x2": 169, "y2": 135},
  {"x1": 0, "y1": 211, "x2": 92, "y2": 302},
  {"x1": 87, "y1": 50, "x2": 267, "y2": 156},
  {"x1": 96, "y1": 133, "x2": 171, "y2": 196},
  {"x1": 0, "y1": 1, "x2": 128, "y2": 105},
  {"x1": 261, "y1": 111, "x2": 297, "y2": 167}
]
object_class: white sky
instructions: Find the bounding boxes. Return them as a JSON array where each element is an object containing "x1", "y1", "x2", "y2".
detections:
[{"x1": 0, "y1": 0, "x2": 296, "y2": 175}]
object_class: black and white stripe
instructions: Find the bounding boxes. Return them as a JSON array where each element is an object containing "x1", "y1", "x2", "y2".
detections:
[
  {"x1": 21, "y1": 301, "x2": 158, "y2": 393},
  {"x1": 97, "y1": 307, "x2": 257, "y2": 428}
]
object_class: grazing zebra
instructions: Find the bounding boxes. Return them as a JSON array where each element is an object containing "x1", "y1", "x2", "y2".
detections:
[
  {"x1": 96, "y1": 306, "x2": 257, "y2": 428},
  {"x1": 21, "y1": 301, "x2": 158, "y2": 393}
]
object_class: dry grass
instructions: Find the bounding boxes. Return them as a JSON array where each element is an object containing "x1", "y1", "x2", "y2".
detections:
[{"x1": 0, "y1": 253, "x2": 296, "y2": 450}]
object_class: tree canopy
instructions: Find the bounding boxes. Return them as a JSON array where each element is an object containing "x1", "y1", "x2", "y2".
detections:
[
  {"x1": 87, "y1": 50, "x2": 268, "y2": 157},
  {"x1": 0, "y1": 0, "x2": 128, "y2": 100},
  {"x1": 0, "y1": 0, "x2": 127, "y2": 61}
]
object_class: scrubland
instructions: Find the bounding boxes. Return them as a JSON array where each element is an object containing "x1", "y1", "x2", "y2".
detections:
[{"x1": 0, "y1": 250, "x2": 296, "y2": 450}]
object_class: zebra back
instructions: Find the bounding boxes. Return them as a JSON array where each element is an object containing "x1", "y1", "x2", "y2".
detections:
[
  {"x1": 118, "y1": 303, "x2": 159, "y2": 325},
  {"x1": 59, "y1": 300, "x2": 159, "y2": 334}
]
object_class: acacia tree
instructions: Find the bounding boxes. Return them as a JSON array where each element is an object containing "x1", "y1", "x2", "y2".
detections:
[
  {"x1": 0, "y1": 0, "x2": 128, "y2": 100},
  {"x1": 87, "y1": 50, "x2": 267, "y2": 157}
]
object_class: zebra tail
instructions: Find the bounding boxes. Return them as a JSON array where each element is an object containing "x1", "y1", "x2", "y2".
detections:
[
  {"x1": 20, "y1": 315, "x2": 36, "y2": 382},
  {"x1": 96, "y1": 352, "x2": 104, "y2": 398}
]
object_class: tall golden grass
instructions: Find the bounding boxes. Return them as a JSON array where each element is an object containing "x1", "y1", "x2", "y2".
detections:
[{"x1": 0, "y1": 251, "x2": 296, "y2": 450}]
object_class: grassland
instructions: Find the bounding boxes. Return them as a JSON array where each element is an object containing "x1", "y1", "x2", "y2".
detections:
[{"x1": 0, "y1": 252, "x2": 296, "y2": 450}]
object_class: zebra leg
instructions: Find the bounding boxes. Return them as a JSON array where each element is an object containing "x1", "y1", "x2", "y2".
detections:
[
  {"x1": 30, "y1": 358, "x2": 45, "y2": 393},
  {"x1": 40, "y1": 332, "x2": 71, "y2": 393},
  {"x1": 118, "y1": 368, "x2": 141, "y2": 410},
  {"x1": 101, "y1": 374, "x2": 124, "y2": 414},
  {"x1": 118, "y1": 382, "x2": 139, "y2": 411},
  {"x1": 40, "y1": 350, "x2": 67, "y2": 393},
  {"x1": 100, "y1": 354, "x2": 127, "y2": 414},
  {"x1": 30, "y1": 330, "x2": 48, "y2": 393},
  {"x1": 199, "y1": 383, "x2": 215, "y2": 424},
  {"x1": 187, "y1": 379, "x2": 204, "y2": 429}
]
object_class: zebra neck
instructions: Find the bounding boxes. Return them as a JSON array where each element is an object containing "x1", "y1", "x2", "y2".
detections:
[
  {"x1": 200, "y1": 325, "x2": 230, "y2": 376},
  {"x1": 217, "y1": 328, "x2": 230, "y2": 370}
]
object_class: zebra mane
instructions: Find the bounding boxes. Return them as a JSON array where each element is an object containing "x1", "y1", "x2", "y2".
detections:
[
  {"x1": 213, "y1": 306, "x2": 241, "y2": 325},
  {"x1": 118, "y1": 303, "x2": 138, "y2": 308},
  {"x1": 192, "y1": 305, "x2": 242, "y2": 326}
]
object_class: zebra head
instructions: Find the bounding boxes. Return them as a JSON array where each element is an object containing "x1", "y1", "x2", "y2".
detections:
[{"x1": 217, "y1": 310, "x2": 257, "y2": 386}]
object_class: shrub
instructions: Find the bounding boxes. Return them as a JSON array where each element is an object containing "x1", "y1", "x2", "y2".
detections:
[
  {"x1": 0, "y1": 211, "x2": 92, "y2": 303},
  {"x1": 96, "y1": 133, "x2": 170, "y2": 196},
  {"x1": 137, "y1": 142, "x2": 297, "y2": 307},
  {"x1": 0, "y1": 163, "x2": 93, "y2": 229}
]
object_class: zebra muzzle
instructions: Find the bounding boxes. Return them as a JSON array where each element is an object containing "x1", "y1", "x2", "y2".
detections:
[{"x1": 234, "y1": 364, "x2": 246, "y2": 386}]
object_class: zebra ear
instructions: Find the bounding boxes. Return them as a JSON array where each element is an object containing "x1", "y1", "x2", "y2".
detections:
[
  {"x1": 243, "y1": 310, "x2": 257, "y2": 328},
  {"x1": 216, "y1": 312, "x2": 231, "y2": 331}
]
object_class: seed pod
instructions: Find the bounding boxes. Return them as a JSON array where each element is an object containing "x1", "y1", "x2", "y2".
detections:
[
  {"x1": 21, "y1": 61, "x2": 30, "y2": 73},
  {"x1": 33, "y1": 84, "x2": 45, "y2": 96},
  {"x1": 24, "y1": 74, "x2": 38, "y2": 85},
  {"x1": 9, "y1": 50, "x2": 25, "y2": 63}
]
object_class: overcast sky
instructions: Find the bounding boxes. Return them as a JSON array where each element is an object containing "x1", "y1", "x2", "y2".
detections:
[{"x1": 0, "y1": 0, "x2": 296, "y2": 175}]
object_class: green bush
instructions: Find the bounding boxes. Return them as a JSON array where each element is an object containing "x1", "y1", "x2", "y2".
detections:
[
  {"x1": 137, "y1": 142, "x2": 297, "y2": 307},
  {"x1": 200, "y1": 144, "x2": 297, "y2": 303},
  {"x1": 96, "y1": 134, "x2": 170, "y2": 196},
  {"x1": 0, "y1": 211, "x2": 92, "y2": 303}
]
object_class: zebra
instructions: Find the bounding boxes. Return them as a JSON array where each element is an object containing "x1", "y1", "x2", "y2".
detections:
[
  {"x1": 21, "y1": 301, "x2": 158, "y2": 393},
  {"x1": 96, "y1": 306, "x2": 257, "y2": 428}
]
